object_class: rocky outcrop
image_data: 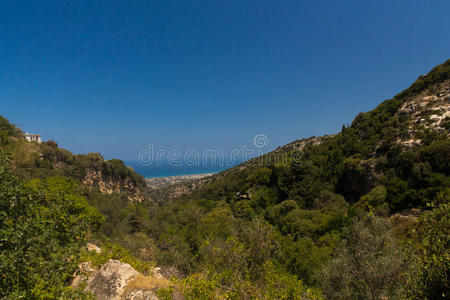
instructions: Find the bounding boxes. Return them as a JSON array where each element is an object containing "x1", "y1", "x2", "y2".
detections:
[
  {"x1": 83, "y1": 170, "x2": 145, "y2": 202},
  {"x1": 397, "y1": 79, "x2": 450, "y2": 144},
  {"x1": 73, "y1": 259, "x2": 170, "y2": 300},
  {"x1": 276, "y1": 135, "x2": 335, "y2": 152},
  {"x1": 87, "y1": 260, "x2": 141, "y2": 300}
]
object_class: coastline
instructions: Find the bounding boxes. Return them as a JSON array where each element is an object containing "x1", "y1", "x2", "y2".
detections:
[
  {"x1": 145, "y1": 172, "x2": 216, "y2": 189},
  {"x1": 144, "y1": 172, "x2": 216, "y2": 179}
]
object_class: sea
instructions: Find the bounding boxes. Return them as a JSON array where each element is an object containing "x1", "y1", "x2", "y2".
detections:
[{"x1": 125, "y1": 159, "x2": 243, "y2": 178}]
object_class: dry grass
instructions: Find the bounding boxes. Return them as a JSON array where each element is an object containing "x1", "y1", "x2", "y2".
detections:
[{"x1": 124, "y1": 274, "x2": 171, "y2": 294}]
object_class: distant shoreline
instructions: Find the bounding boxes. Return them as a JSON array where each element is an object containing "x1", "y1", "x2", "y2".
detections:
[
  {"x1": 145, "y1": 172, "x2": 216, "y2": 189},
  {"x1": 144, "y1": 172, "x2": 217, "y2": 179}
]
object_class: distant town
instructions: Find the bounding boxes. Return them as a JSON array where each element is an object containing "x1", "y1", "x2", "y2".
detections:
[{"x1": 145, "y1": 173, "x2": 214, "y2": 189}]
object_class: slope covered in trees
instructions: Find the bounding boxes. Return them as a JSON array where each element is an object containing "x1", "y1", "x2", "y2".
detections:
[
  {"x1": 1, "y1": 122, "x2": 146, "y2": 201},
  {"x1": 1, "y1": 60, "x2": 449, "y2": 299},
  {"x1": 126, "y1": 59, "x2": 449, "y2": 298},
  {"x1": 0, "y1": 117, "x2": 154, "y2": 298}
]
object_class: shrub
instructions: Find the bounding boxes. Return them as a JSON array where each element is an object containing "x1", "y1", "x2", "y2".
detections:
[
  {"x1": 405, "y1": 200, "x2": 450, "y2": 299},
  {"x1": 0, "y1": 153, "x2": 102, "y2": 299},
  {"x1": 319, "y1": 215, "x2": 409, "y2": 300}
]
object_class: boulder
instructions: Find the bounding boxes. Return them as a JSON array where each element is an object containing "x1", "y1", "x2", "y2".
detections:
[
  {"x1": 86, "y1": 260, "x2": 139, "y2": 299},
  {"x1": 83, "y1": 259, "x2": 161, "y2": 300}
]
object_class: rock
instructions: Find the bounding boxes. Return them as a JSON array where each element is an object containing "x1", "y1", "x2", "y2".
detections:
[
  {"x1": 83, "y1": 170, "x2": 145, "y2": 202},
  {"x1": 87, "y1": 243, "x2": 102, "y2": 253},
  {"x1": 86, "y1": 260, "x2": 140, "y2": 300},
  {"x1": 74, "y1": 259, "x2": 169, "y2": 300},
  {"x1": 124, "y1": 289, "x2": 159, "y2": 300},
  {"x1": 72, "y1": 261, "x2": 98, "y2": 288},
  {"x1": 151, "y1": 267, "x2": 164, "y2": 279}
]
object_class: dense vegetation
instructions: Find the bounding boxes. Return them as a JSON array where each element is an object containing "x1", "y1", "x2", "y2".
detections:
[
  {"x1": 0, "y1": 119, "x2": 148, "y2": 298},
  {"x1": 0, "y1": 153, "x2": 103, "y2": 298},
  {"x1": 1, "y1": 60, "x2": 449, "y2": 299},
  {"x1": 129, "y1": 60, "x2": 448, "y2": 298},
  {"x1": 6, "y1": 135, "x2": 145, "y2": 189}
]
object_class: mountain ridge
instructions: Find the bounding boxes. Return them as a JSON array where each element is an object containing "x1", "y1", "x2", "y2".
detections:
[{"x1": 149, "y1": 66, "x2": 450, "y2": 204}]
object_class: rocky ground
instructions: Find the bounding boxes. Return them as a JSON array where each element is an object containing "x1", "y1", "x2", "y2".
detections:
[{"x1": 73, "y1": 245, "x2": 174, "y2": 300}]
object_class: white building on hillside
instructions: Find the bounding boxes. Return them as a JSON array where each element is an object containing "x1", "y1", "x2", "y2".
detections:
[{"x1": 24, "y1": 133, "x2": 42, "y2": 143}]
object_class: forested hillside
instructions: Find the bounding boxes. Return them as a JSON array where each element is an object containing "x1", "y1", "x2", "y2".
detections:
[
  {"x1": 1, "y1": 60, "x2": 449, "y2": 299},
  {"x1": 122, "y1": 59, "x2": 449, "y2": 298},
  {"x1": 0, "y1": 116, "x2": 157, "y2": 298},
  {"x1": 0, "y1": 118, "x2": 146, "y2": 202}
]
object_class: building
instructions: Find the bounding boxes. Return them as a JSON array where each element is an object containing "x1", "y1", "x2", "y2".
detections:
[{"x1": 24, "y1": 133, "x2": 42, "y2": 143}]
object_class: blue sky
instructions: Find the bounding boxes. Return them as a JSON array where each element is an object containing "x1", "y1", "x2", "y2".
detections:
[{"x1": 1, "y1": 0, "x2": 449, "y2": 160}]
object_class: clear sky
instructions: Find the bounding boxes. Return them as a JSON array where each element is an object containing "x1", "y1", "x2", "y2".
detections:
[{"x1": 1, "y1": 0, "x2": 449, "y2": 160}]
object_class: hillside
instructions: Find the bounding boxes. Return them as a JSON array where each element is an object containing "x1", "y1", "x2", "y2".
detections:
[
  {"x1": 155, "y1": 60, "x2": 450, "y2": 208},
  {"x1": 1, "y1": 60, "x2": 449, "y2": 299},
  {"x1": 131, "y1": 59, "x2": 449, "y2": 298},
  {"x1": 0, "y1": 119, "x2": 147, "y2": 202},
  {"x1": 168, "y1": 59, "x2": 450, "y2": 210}
]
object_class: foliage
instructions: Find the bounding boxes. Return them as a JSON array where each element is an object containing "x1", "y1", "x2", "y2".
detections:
[
  {"x1": 166, "y1": 262, "x2": 323, "y2": 300},
  {"x1": 0, "y1": 115, "x2": 22, "y2": 138},
  {"x1": 0, "y1": 152, "x2": 101, "y2": 299},
  {"x1": 405, "y1": 200, "x2": 450, "y2": 300},
  {"x1": 80, "y1": 242, "x2": 154, "y2": 274},
  {"x1": 1, "y1": 59, "x2": 449, "y2": 298},
  {"x1": 318, "y1": 215, "x2": 409, "y2": 300},
  {"x1": 247, "y1": 167, "x2": 272, "y2": 186},
  {"x1": 395, "y1": 59, "x2": 450, "y2": 100},
  {"x1": 352, "y1": 185, "x2": 389, "y2": 217},
  {"x1": 0, "y1": 115, "x2": 145, "y2": 190}
]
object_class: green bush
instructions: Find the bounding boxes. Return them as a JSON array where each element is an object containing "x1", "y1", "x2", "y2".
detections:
[
  {"x1": 0, "y1": 153, "x2": 102, "y2": 299},
  {"x1": 319, "y1": 215, "x2": 409, "y2": 300},
  {"x1": 80, "y1": 242, "x2": 154, "y2": 274},
  {"x1": 405, "y1": 200, "x2": 450, "y2": 299}
]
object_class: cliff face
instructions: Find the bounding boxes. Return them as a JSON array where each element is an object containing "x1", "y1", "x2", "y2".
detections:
[
  {"x1": 0, "y1": 123, "x2": 148, "y2": 202},
  {"x1": 82, "y1": 169, "x2": 145, "y2": 202},
  {"x1": 40, "y1": 151, "x2": 148, "y2": 202},
  {"x1": 396, "y1": 79, "x2": 450, "y2": 145}
]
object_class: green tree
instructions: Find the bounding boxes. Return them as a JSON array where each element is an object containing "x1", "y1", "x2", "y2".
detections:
[
  {"x1": 405, "y1": 199, "x2": 449, "y2": 300},
  {"x1": 319, "y1": 215, "x2": 408, "y2": 300},
  {"x1": 247, "y1": 167, "x2": 272, "y2": 186},
  {"x1": 0, "y1": 152, "x2": 103, "y2": 299},
  {"x1": 352, "y1": 186, "x2": 389, "y2": 217}
]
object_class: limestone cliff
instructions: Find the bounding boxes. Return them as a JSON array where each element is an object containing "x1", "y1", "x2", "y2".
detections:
[
  {"x1": 396, "y1": 78, "x2": 450, "y2": 145},
  {"x1": 82, "y1": 169, "x2": 145, "y2": 202}
]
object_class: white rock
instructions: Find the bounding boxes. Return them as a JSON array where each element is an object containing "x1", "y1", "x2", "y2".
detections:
[
  {"x1": 86, "y1": 259, "x2": 140, "y2": 300},
  {"x1": 87, "y1": 243, "x2": 102, "y2": 253}
]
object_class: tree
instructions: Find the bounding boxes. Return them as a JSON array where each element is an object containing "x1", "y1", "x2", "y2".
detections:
[
  {"x1": 405, "y1": 199, "x2": 449, "y2": 299},
  {"x1": 335, "y1": 158, "x2": 369, "y2": 203},
  {"x1": 0, "y1": 115, "x2": 22, "y2": 138},
  {"x1": 0, "y1": 152, "x2": 103, "y2": 299},
  {"x1": 352, "y1": 186, "x2": 389, "y2": 217},
  {"x1": 319, "y1": 215, "x2": 408, "y2": 300},
  {"x1": 247, "y1": 167, "x2": 272, "y2": 186}
]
